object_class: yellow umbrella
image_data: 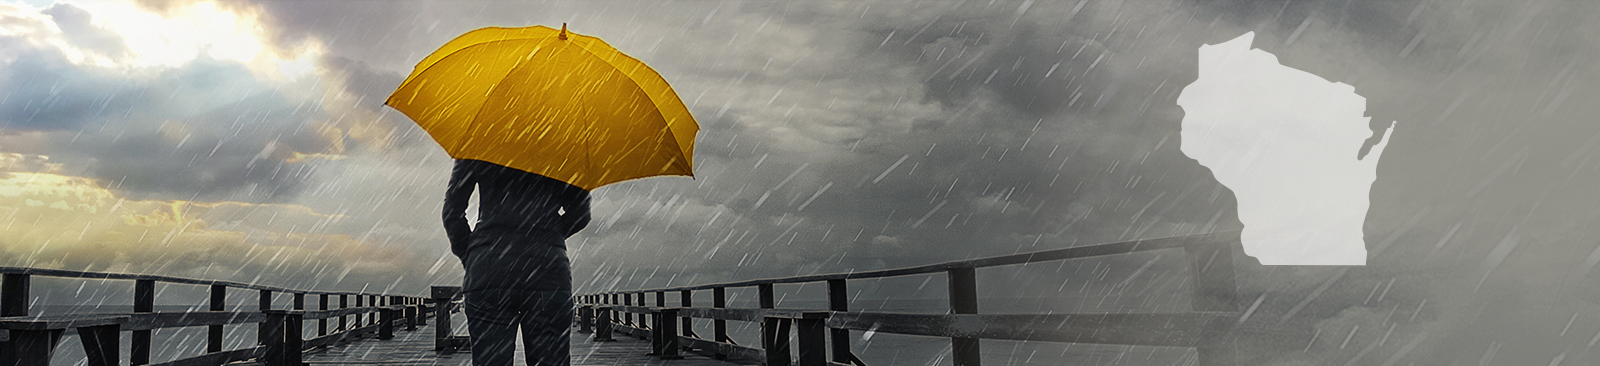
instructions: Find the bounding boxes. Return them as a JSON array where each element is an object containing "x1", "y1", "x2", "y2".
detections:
[{"x1": 385, "y1": 24, "x2": 698, "y2": 190}]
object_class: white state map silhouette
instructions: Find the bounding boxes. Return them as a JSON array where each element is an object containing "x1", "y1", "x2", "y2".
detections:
[{"x1": 1177, "y1": 32, "x2": 1395, "y2": 265}]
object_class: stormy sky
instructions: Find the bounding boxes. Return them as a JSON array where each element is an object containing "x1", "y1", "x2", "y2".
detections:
[{"x1": 1, "y1": 0, "x2": 1598, "y2": 364}]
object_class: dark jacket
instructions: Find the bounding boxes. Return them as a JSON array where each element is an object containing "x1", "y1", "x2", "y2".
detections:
[{"x1": 443, "y1": 159, "x2": 592, "y2": 291}]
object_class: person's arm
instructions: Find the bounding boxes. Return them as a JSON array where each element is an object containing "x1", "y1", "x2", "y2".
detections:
[
  {"x1": 559, "y1": 188, "x2": 592, "y2": 238},
  {"x1": 443, "y1": 160, "x2": 477, "y2": 259}
]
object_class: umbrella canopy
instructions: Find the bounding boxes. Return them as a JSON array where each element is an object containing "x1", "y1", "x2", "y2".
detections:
[{"x1": 386, "y1": 24, "x2": 697, "y2": 190}]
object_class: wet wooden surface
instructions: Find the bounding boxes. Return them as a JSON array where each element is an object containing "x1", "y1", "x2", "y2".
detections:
[{"x1": 295, "y1": 312, "x2": 753, "y2": 366}]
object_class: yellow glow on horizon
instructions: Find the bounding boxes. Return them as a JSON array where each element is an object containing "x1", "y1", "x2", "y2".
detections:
[{"x1": 0, "y1": 165, "x2": 393, "y2": 275}]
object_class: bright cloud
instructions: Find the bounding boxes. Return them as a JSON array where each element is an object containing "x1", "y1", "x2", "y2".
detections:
[{"x1": 4, "y1": 0, "x2": 326, "y2": 80}]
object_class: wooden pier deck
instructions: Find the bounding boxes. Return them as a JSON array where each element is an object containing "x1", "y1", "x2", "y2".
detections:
[{"x1": 297, "y1": 312, "x2": 752, "y2": 366}]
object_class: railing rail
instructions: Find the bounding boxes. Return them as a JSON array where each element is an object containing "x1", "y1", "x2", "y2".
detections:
[
  {"x1": 577, "y1": 231, "x2": 1244, "y2": 366},
  {"x1": 0, "y1": 267, "x2": 434, "y2": 366}
]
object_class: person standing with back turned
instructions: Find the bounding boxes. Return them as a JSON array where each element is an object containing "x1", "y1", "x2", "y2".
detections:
[{"x1": 443, "y1": 158, "x2": 592, "y2": 366}]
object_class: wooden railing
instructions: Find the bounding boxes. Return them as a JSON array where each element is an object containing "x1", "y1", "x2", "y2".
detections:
[
  {"x1": 0, "y1": 267, "x2": 436, "y2": 366},
  {"x1": 576, "y1": 231, "x2": 1245, "y2": 366}
]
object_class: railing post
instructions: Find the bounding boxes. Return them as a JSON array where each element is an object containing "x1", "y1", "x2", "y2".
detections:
[
  {"x1": 355, "y1": 295, "x2": 364, "y2": 329},
  {"x1": 433, "y1": 286, "x2": 461, "y2": 352},
  {"x1": 797, "y1": 313, "x2": 827, "y2": 366},
  {"x1": 680, "y1": 289, "x2": 693, "y2": 341},
  {"x1": 652, "y1": 291, "x2": 666, "y2": 353},
  {"x1": 379, "y1": 306, "x2": 396, "y2": 340},
  {"x1": 79, "y1": 323, "x2": 121, "y2": 366},
  {"x1": 415, "y1": 296, "x2": 427, "y2": 326},
  {"x1": 262, "y1": 310, "x2": 303, "y2": 366},
  {"x1": 1188, "y1": 238, "x2": 1241, "y2": 366},
  {"x1": 2, "y1": 273, "x2": 29, "y2": 316},
  {"x1": 828, "y1": 279, "x2": 852, "y2": 365},
  {"x1": 623, "y1": 293, "x2": 634, "y2": 327},
  {"x1": 3, "y1": 328, "x2": 62, "y2": 366},
  {"x1": 948, "y1": 268, "x2": 980, "y2": 366},
  {"x1": 262, "y1": 311, "x2": 287, "y2": 366},
  {"x1": 658, "y1": 308, "x2": 682, "y2": 359},
  {"x1": 637, "y1": 292, "x2": 648, "y2": 339},
  {"x1": 293, "y1": 292, "x2": 305, "y2": 345},
  {"x1": 338, "y1": 294, "x2": 348, "y2": 334},
  {"x1": 579, "y1": 305, "x2": 594, "y2": 334},
  {"x1": 760, "y1": 283, "x2": 791, "y2": 366},
  {"x1": 132, "y1": 279, "x2": 153, "y2": 365},
  {"x1": 258, "y1": 289, "x2": 273, "y2": 346},
  {"x1": 318, "y1": 294, "x2": 329, "y2": 336},
  {"x1": 286, "y1": 311, "x2": 304, "y2": 365},
  {"x1": 648, "y1": 307, "x2": 665, "y2": 356},
  {"x1": 0, "y1": 274, "x2": 33, "y2": 365},
  {"x1": 209, "y1": 284, "x2": 225, "y2": 353},
  {"x1": 714, "y1": 286, "x2": 728, "y2": 360},
  {"x1": 406, "y1": 297, "x2": 419, "y2": 331},
  {"x1": 764, "y1": 317, "x2": 792, "y2": 366},
  {"x1": 592, "y1": 306, "x2": 615, "y2": 342},
  {"x1": 376, "y1": 295, "x2": 385, "y2": 325}
]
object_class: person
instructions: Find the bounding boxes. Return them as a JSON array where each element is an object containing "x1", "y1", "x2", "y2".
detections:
[{"x1": 443, "y1": 158, "x2": 592, "y2": 366}]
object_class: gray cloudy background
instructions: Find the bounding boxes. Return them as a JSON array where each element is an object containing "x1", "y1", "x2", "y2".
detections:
[{"x1": 3, "y1": 0, "x2": 1599, "y2": 364}]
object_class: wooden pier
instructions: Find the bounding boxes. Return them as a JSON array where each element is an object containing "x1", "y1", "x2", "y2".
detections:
[
  {"x1": 0, "y1": 231, "x2": 1270, "y2": 366},
  {"x1": 298, "y1": 311, "x2": 749, "y2": 366},
  {"x1": 579, "y1": 231, "x2": 1257, "y2": 366}
]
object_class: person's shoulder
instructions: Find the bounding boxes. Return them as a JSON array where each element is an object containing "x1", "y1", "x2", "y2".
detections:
[{"x1": 458, "y1": 159, "x2": 512, "y2": 171}]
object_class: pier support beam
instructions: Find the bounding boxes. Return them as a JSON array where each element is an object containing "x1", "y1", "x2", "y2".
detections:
[
  {"x1": 1, "y1": 274, "x2": 28, "y2": 317},
  {"x1": 209, "y1": 285, "x2": 225, "y2": 353},
  {"x1": 948, "y1": 268, "x2": 980, "y2": 366},
  {"x1": 2, "y1": 329, "x2": 61, "y2": 366},
  {"x1": 579, "y1": 305, "x2": 594, "y2": 334},
  {"x1": 132, "y1": 279, "x2": 153, "y2": 365},
  {"x1": 680, "y1": 289, "x2": 694, "y2": 343},
  {"x1": 713, "y1": 287, "x2": 728, "y2": 360},
  {"x1": 592, "y1": 306, "x2": 615, "y2": 342},
  {"x1": 262, "y1": 310, "x2": 304, "y2": 366},
  {"x1": 828, "y1": 279, "x2": 853, "y2": 365},
  {"x1": 432, "y1": 286, "x2": 467, "y2": 352},
  {"x1": 379, "y1": 306, "x2": 397, "y2": 340}
]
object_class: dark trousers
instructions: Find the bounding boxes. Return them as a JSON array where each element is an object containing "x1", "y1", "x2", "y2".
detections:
[{"x1": 465, "y1": 289, "x2": 574, "y2": 366}]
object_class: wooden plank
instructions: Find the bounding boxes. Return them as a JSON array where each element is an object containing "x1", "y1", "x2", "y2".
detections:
[
  {"x1": 297, "y1": 311, "x2": 753, "y2": 366},
  {"x1": 680, "y1": 335, "x2": 765, "y2": 361},
  {"x1": 827, "y1": 312, "x2": 1237, "y2": 347},
  {"x1": 126, "y1": 312, "x2": 265, "y2": 331},
  {"x1": 146, "y1": 347, "x2": 262, "y2": 366},
  {"x1": 303, "y1": 306, "x2": 382, "y2": 320},
  {"x1": 0, "y1": 315, "x2": 128, "y2": 330},
  {"x1": 674, "y1": 307, "x2": 827, "y2": 322}
]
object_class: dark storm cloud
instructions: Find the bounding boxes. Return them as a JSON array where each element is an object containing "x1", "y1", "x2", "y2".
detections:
[
  {"x1": 0, "y1": 43, "x2": 129, "y2": 131},
  {"x1": 320, "y1": 56, "x2": 403, "y2": 109}
]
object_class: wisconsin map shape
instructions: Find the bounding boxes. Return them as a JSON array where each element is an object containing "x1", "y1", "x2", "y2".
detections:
[{"x1": 1177, "y1": 32, "x2": 1395, "y2": 265}]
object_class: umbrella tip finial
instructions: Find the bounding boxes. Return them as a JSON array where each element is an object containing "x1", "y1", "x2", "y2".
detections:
[{"x1": 559, "y1": 23, "x2": 568, "y2": 40}]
